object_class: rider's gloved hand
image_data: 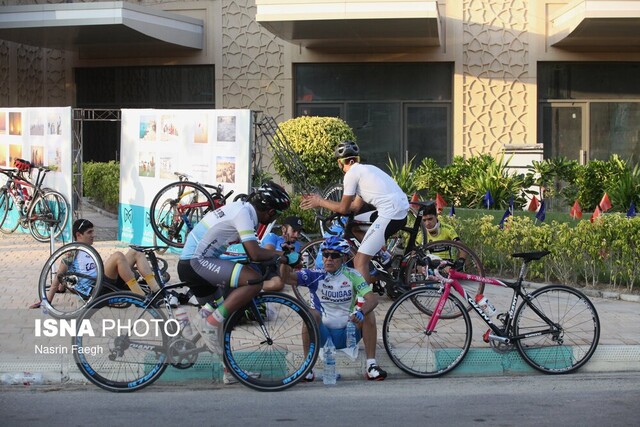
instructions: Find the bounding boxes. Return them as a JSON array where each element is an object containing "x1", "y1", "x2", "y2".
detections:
[
  {"x1": 281, "y1": 243, "x2": 294, "y2": 254},
  {"x1": 453, "y1": 257, "x2": 466, "y2": 271},
  {"x1": 351, "y1": 310, "x2": 364, "y2": 323},
  {"x1": 285, "y1": 252, "x2": 301, "y2": 267}
]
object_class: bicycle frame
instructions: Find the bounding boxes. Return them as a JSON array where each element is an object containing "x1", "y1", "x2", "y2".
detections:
[{"x1": 429, "y1": 267, "x2": 559, "y2": 343}]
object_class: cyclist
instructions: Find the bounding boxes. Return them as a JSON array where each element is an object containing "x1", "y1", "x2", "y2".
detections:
[
  {"x1": 29, "y1": 218, "x2": 161, "y2": 309},
  {"x1": 280, "y1": 235, "x2": 387, "y2": 381},
  {"x1": 177, "y1": 182, "x2": 292, "y2": 353},
  {"x1": 421, "y1": 202, "x2": 467, "y2": 270},
  {"x1": 261, "y1": 215, "x2": 305, "y2": 291},
  {"x1": 300, "y1": 140, "x2": 410, "y2": 285}
]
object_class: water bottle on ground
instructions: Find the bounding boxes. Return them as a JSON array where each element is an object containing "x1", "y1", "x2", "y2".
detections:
[
  {"x1": 345, "y1": 320, "x2": 357, "y2": 358},
  {"x1": 323, "y1": 337, "x2": 337, "y2": 385},
  {"x1": 1, "y1": 372, "x2": 44, "y2": 385}
]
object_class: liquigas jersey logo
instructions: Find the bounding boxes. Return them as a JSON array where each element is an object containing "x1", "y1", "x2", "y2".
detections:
[{"x1": 34, "y1": 318, "x2": 180, "y2": 337}]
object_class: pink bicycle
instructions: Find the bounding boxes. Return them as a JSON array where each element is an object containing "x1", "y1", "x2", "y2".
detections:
[{"x1": 382, "y1": 250, "x2": 600, "y2": 377}]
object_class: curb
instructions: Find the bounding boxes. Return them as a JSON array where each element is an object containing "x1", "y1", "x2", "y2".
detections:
[{"x1": 2, "y1": 345, "x2": 639, "y2": 386}]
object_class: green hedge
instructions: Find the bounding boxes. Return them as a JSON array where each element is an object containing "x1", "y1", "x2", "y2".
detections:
[
  {"x1": 443, "y1": 213, "x2": 640, "y2": 292},
  {"x1": 83, "y1": 161, "x2": 119, "y2": 212}
]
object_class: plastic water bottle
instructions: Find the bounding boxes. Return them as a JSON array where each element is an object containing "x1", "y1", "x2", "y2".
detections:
[
  {"x1": 475, "y1": 294, "x2": 497, "y2": 317},
  {"x1": 323, "y1": 337, "x2": 337, "y2": 385},
  {"x1": 1, "y1": 372, "x2": 44, "y2": 385},
  {"x1": 378, "y1": 249, "x2": 392, "y2": 267},
  {"x1": 346, "y1": 320, "x2": 357, "y2": 353}
]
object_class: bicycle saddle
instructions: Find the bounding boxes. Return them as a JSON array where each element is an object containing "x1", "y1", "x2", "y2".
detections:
[{"x1": 511, "y1": 250, "x2": 551, "y2": 262}]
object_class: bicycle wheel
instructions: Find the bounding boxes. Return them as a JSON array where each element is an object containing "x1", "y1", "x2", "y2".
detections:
[
  {"x1": 0, "y1": 189, "x2": 20, "y2": 233},
  {"x1": 405, "y1": 240, "x2": 485, "y2": 301},
  {"x1": 73, "y1": 292, "x2": 171, "y2": 392},
  {"x1": 150, "y1": 181, "x2": 215, "y2": 248},
  {"x1": 514, "y1": 285, "x2": 600, "y2": 374},
  {"x1": 28, "y1": 190, "x2": 69, "y2": 242},
  {"x1": 223, "y1": 292, "x2": 319, "y2": 391},
  {"x1": 38, "y1": 242, "x2": 104, "y2": 319},
  {"x1": 293, "y1": 238, "x2": 325, "y2": 307},
  {"x1": 383, "y1": 287, "x2": 472, "y2": 377},
  {"x1": 318, "y1": 182, "x2": 343, "y2": 221}
]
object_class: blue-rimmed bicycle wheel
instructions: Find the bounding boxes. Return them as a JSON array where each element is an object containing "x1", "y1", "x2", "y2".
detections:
[
  {"x1": 223, "y1": 292, "x2": 319, "y2": 391},
  {"x1": 0, "y1": 188, "x2": 20, "y2": 234},
  {"x1": 73, "y1": 292, "x2": 171, "y2": 392}
]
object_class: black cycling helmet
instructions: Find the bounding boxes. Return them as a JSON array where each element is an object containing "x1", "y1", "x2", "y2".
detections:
[
  {"x1": 334, "y1": 140, "x2": 360, "y2": 159},
  {"x1": 253, "y1": 181, "x2": 291, "y2": 212}
]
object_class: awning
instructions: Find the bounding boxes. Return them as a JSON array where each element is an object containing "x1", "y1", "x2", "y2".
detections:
[
  {"x1": 255, "y1": 1, "x2": 440, "y2": 52},
  {"x1": 0, "y1": 2, "x2": 203, "y2": 58},
  {"x1": 549, "y1": 0, "x2": 640, "y2": 51}
]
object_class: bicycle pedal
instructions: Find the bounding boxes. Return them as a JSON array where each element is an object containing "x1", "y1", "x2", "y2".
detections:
[{"x1": 483, "y1": 329, "x2": 491, "y2": 343}]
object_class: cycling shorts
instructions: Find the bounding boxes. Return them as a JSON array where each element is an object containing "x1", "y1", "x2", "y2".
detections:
[
  {"x1": 319, "y1": 323, "x2": 362, "y2": 349},
  {"x1": 355, "y1": 211, "x2": 407, "y2": 256},
  {"x1": 177, "y1": 258, "x2": 243, "y2": 298}
]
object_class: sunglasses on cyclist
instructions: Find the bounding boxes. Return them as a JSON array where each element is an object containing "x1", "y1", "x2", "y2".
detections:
[{"x1": 322, "y1": 251, "x2": 343, "y2": 259}]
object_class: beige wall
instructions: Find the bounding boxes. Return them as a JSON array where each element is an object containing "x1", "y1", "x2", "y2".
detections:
[{"x1": 2, "y1": 0, "x2": 640, "y2": 158}]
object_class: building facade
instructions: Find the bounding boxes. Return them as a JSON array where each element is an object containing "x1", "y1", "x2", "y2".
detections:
[{"x1": 1, "y1": 0, "x2": 639, "y2": 169}]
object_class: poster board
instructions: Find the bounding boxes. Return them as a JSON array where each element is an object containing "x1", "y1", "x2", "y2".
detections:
[
  {"x1": 0, "y1": 107, "x2": 74, "y2": 240},
  {"x1": 119, "y1": 109, "x2": 253, "y2": 245}
]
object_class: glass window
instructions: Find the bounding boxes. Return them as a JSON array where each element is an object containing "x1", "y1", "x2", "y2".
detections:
[
  {"x1": 590, "y1": 103, "x2": 640, "y2": 163},
  {"x1": 539, "y1": 63, "x2": 640, "y2": 100},
  {"x1": 347, "y1": 103, "x2": 401, "y2": 167}
]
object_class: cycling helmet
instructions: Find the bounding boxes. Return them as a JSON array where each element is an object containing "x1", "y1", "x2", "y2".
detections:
[
  {"x1": 334, "y1": 140, "x2": 360, "y2": 159},
  {"x1": 253, "y1": 181, "x2": 291, "y2": 212},
  {"x1": 321, "y1": 235, "x2": 351, "y2": 254}
]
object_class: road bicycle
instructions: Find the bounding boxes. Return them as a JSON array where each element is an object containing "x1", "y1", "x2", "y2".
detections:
[
  {"x1": 38, "y1": 242, "x2": 171, "y2": 319},
  {"x1": 0, "y1": 159, "x2": 69, "y2": 242},
  {"x1": 295, "y1": 203, "x2": 485, "y2": 305},
  {"x1": 383, "y1": 250, "x2": 600, "y2": 377},
  {"x1": 149, "y1": 172, "x2": 236, "y2": 248},
  {"x1": 72, "y1": 246, "x2": 320, "y2": 392}
]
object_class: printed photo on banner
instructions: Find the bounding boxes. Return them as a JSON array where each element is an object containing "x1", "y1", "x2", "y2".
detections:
[
  {"x1": 160, "y1": 115, "x2": 180, "y2": 142},
  {"x1": 139, "y1": 115, "x2": 157, "y2": 141},
  {"x1": 9, "y1": 144, "x2": 22, "y2": 165},
  {"x1": 193, "y1": 114, "x2": 208, "y2": 144},
  {"x1": 0, "y1": 145, "x2": 7, "y2": 166},
  {"x1": 31, "y1": 146, "x2": 44, "y2": 167},
  {"x1": 217, "y1": 116, "x2": 236, "y2": 142},
  {"x1": 216, "y1": 156, "x2": 236, "y2": 183},
  {"x1": 9, "y1": 112, "x2": 22, "y2": 136},
  {"x1": 158, "y1": 153, "x2": 175, "y2": 180},
  {"x1": 0, "y1": 111, "x2": 6, "y2": 134},
  {"x1": 47, "y1": 112, "x2": 63, "y2": 135},
  {"x1": 138, "y1": 152, "x2": 156, "y2": 178},
  {"x1": 29, "y1": 111, "x2": 45, "y2": 136},
  {"x1": 47, "y1": 140, "x2": 62, "y2": 171}
]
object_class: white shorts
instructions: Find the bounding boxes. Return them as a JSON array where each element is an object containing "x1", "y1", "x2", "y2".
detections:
[{"x1": 355, "y1": 212, "x2": 407, "y2": 256}]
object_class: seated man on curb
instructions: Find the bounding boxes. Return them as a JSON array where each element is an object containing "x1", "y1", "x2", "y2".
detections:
[
  {"x1": 279, "y1": 235, "x2": 387, "y2": 381},
  {"x1": 261, "y1": 215, "x2": 305, "y2": 291},
  {"x1": 30, "y1": 218, "x2": 161, "y2": 309}
]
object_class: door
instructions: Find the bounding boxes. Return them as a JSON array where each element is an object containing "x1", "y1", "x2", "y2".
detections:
[{"x1": 540, "y1": 103, "x2": 587, "y2": 164}]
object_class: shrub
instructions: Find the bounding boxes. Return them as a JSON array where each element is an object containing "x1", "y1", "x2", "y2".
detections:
[
  {"x1": 83, "y1": 161, "x2": 119, "y2": 212},
  {"x1": 271, "y1": 116, "x2": 356, "y2": 192}
]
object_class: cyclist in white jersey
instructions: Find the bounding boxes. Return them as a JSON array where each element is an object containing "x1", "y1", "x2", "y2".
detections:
[
  {"x1": 177, "y1": 182, "x2": 292, "y2": 353},
  {"x1": 300, "y1": 140, "x2": 409, "y2": 285},
  {"x1": 280, "y1": 236, "x2": 387, "y2": 381}
]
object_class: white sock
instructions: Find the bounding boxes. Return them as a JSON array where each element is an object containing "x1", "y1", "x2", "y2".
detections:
[{"x1": 367, "y1": 358, "x2": 376, "y2": 368}]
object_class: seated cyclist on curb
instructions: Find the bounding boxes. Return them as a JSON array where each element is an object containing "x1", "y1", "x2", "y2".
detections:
[
  {"x1": 300, "y1": 140, "x2": 410, "y2": 286},
  {"x1": 421, "y1": 202, "x2": 467, "y2": 271},
  {"x1": 279, "y1": 235, "x2": 387, "y2": 381},
  {"x1": 177, "y1": 182, "x2": 293, "y2": 353},
  {"x1": 261, "y1": 215, "x2": 305, "y2": 291},
  {"x1": 30, "y1": 218, "x2": 161, "y2": 309}
]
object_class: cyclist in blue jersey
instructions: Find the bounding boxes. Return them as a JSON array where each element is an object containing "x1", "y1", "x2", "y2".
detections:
[
  {"x1": 30, "y1": 219, "x2": 160, "y2": 309},
  {"x1": 177, "y1": 182, "x2": 293, "y2": 353},
  {"x1": 261, "y1": 215, "x2": 304, "y2": 291},
  {"x1": 280, "y1": 236, "x2": 387, "y2": 381}
]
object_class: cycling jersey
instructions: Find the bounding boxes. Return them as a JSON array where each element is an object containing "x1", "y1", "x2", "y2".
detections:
[
  {"x1": 343, "y1": 163, "x2": 409, "y2": 220},
  {"x1": 62, "y1": 250, "x2": 97, "y2": 296},
  {"x1": 296, "y1": 265, "x2": 371, "y2": 329},
  {"x1": 425, "y1": 223, "x2": 460, "y2": 258},
  {"x1": 180, "y1": 202, "x2": 259, "y2": 260},
  {"x1": 261, "y1": 233, "x2": 302, "y2": 252}
]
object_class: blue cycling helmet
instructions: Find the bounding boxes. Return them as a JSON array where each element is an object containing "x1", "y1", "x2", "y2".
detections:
[{"x1": 321, "y1": 235, "x2": 351, "y2": 254}]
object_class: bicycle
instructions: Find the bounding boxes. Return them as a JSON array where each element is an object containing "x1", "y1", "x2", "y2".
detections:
[
  {"x1": 295, "y1": 204, "x2": 485, "y2": 305},
  {"x1": 72, "y1": 246, "x2": 320, "y2": 392},
  {"x1": 38, "y1": 242, "x2": 171, "y2": 319},
  {"x1": 0, "y1": 159, "x2": 69, "y2": 242},
  {"x1": 383, "y1": 250, "x2": 600, "y2": 377},
  {"x1": 149, "y1": 172, "x2": 236, "y2": 248}
]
